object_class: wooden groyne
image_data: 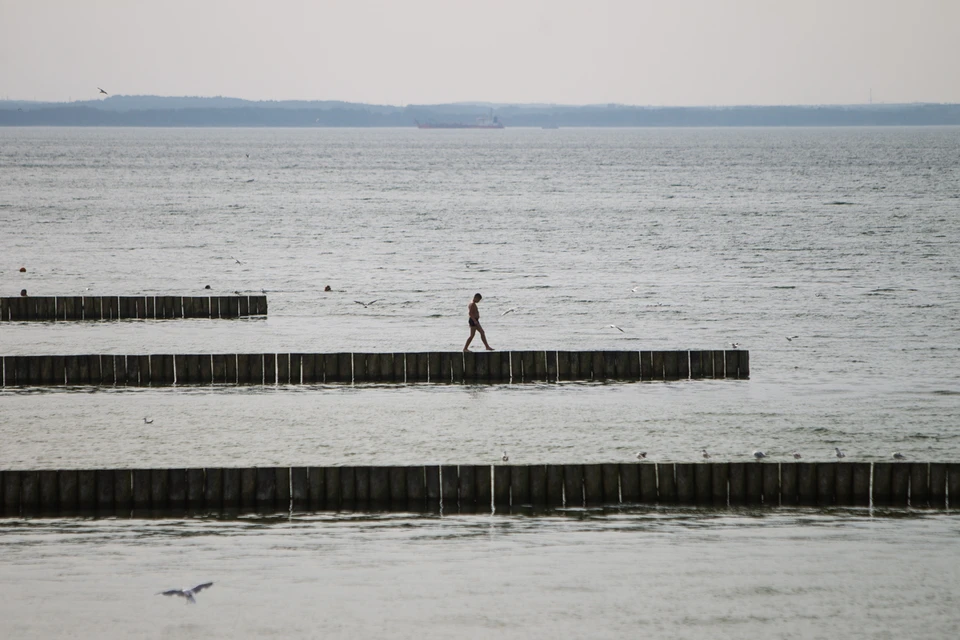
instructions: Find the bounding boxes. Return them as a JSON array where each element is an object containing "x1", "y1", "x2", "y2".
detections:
[
  {"x1": 0, "y1": 295, "x2": 267, "y2": 321},
  {"x1": 1, "y1": 462, "x2": 955, "y2": 517},
  {"x1": 0, "y1": 350, "x2": 748, "y2": 386}
]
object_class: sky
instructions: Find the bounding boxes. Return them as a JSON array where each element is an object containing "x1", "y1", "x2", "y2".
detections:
[{"x1": 1, "y1": 0, "x2": 959, "y2": 106}]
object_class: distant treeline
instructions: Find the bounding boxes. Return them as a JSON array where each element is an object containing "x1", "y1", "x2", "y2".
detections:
[{"x1": 2, "y1": 96, "x2": 960, "y2": 127}]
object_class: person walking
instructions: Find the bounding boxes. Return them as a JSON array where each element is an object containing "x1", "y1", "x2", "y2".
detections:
[{"x1": 463, "y1": 293, "x2": 494, "y2": 351}]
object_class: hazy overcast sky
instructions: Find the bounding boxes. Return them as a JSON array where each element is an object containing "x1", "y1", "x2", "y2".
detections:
[{"x1": 2, "y1": 0, "x2": 958, "y2": 105}]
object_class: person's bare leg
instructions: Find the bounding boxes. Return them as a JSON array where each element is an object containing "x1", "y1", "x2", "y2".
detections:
[
  {"x1": 478, "y1": 327, "x2": 494, "y2": 350},
  {"x1": 464, "y1": 327, "x2": 476, "y2": 351}
]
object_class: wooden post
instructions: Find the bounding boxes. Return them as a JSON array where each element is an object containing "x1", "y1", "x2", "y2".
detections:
[
  {"x1": 694, "y1": 463, "x2": 712, "y2": 504},
  {"x1": 462, "y1": 351, "x2": 477, "y2": 382},
  {"x1": 39, "y1": 470, "x2": 58, "y2": 512},
  {"x1": 355, "y1": 467, "x2": 370, "y2": 503},
  {"x1": 307, "y1": 467, "x2": 324, "y2": 509},
  {"x1": 486, "y1": 351, "x2": 502, "y2": 382},
  {"x1": 415, "y1": 352, "x2": 429, "y2": 382},
  {"x1": 852, "y1": 463, "x2": 871, "y2": 506},
  {"x1": 198, "y1": 354, "x2": 212, "y2": 385},
  {"x1": 563, "y1": 464, "x2": 584, "y2": 507},
  {"x1": 612, "y1": 351, "x2": 629, "y2": 379},
  {"x1": 300, "y1": 354, "x2": 318, "y2": 383},
  {"x1": 546, "y1": 465, "x2": 564, "y2": 506},
  {"x1": 929, "y1": 463, "x2": 947, "y2": 509},
  {"x1": 798, "y1": 463, "x2": 817, "y2": 505},
  {"x1": 291, "y1": 467, "x2": 309, "y2": 508},
  {"x1": 184, "y1": 469, "x2": 204, "y2": 509},
  {"x1": 441, "y1": 465, "x2": 459, "y2": 503},
  {"x1": 324, "y1": 468, "x2": 341, "y2": 509},
  {"x1": 96, "y1": 469, "x2": 114, "y2": 511},
  {"x1": 663, "y1": 351, "x2": 680, "y2": 381},
  {"x1": 620, "y1": 463, "x2": 639, "y2": 503},
  {"x1": 406, "y1": 466, "x2": 426, "y2": 504},
  {"x1": 82, "y1": 296, "x2": 101, "y2": 320},
  {"x1": 450, "y1": 351, "x2": 463, "y2": 383},
  {"x1": 947, "y1": 464, "x2": 960, "y2": 509},
  {"x1": 711, "y1": 463, "x2": 729, "y2": 506},
  {"x1": 100, "y1": 354, "x2": 115, "y2": 386},
  {"x1": 724, "y1": 350, "x2": 739, "y2": 379},
  {"x1": 579, "y1": 464, "x2": 601, "y2": 505},
  {"x1": 780, "y1": 463, "x2": 798, "y2": 505},
  {"x1": 688, "y1": 351, "x2": 702, "y2": 379},
  {"x1": 470, "y1": 466, "x2": 490, "y2": 507},
  {"x1": 835, "y1": 463, "x2": 854, "y2": 506},
  {"x1": 817, "y1": 463, "x2": 836, "y2": 506},
  {"x1": 910, "y1": 463, "x2": 929, "y2": 507},
  {"x1": 568, "y1": 351, "x2": 581, "y2": 381},
  {"x1": 114, "y1": 470, "x2": 132, "y2": 511},
  {"x1": 340, "y1": 466, "x2": 352, "y2": 509},
  {"x1": 739, "y1": 351, "x2": 750, "y2": 378},
  {"x1": 393, "y1": 353, "x2": 407, "y2": 383},
  {"x1": 675, "y1": 463, "x2": 695, "y2": 503},
  {"x1": 20, "y1": 471, "x2": 40, "y2": 513},
  {"x1": 137, "y1": 355, "x2": 151, "y2": 386},
  {"x1": 78, "y1": 470, "x2": 97, "y2": 510},
  {"x1": 368, "y1": 467, "x2": 388, "y2": 504},
  {"x1": 745, "y1": 463, "x2": 763, "y2": 504},
  {"x1": 524, "y1": 465, "x2": 544, "y2": 506},
  {"x1": 493, "y1": 466, "x2": 510, "y2": 506},
  {"x1": 222, "y1": 468, "x2": 240, "y2": 508},
  {"x1": 728, "y1": 463, "x2": 746, "y2": 504},
  {"x1": 338, "y1": 353, "x2": 353, "y2": 383},
  {"x1": 762, "y1": 463, "x2": 780, "y2": 506},
  {"x1": 288, "y1": 354, "x2": 302, "y2": 385},
  {"x1": 546, "y1": 351, "x2": 559, "y2": 382},
  {"x1": 510, "y1": 465, "x2": 530, "y2": 505},
  {"x1": 2, "y1": 471, "x2": 19, "y2": 514},
  {"x1": 891, "y1": 463, "x2": 909, "y2": 506},
  {"x1": 239, "y1": 468, "x2": 257, "y2": 508},
  {"x1": 132, "y1": 469, "x2": 151, "y2": 509},
  {"x1": 247, "y1": 353, "x2": 264, "y2": 385},
  {"x1": 590, "y1": 351, "x2": 604, "y2": 381},
  {"x1": 520, "y1": 351, "x2": 536, "y2": 382},
  {"x1": 639, "y1": 464, "x2": 658, "y2": 503},
  {"x1": 712, "y1": 351, "x2": 725, "y2": 379},
  {"x1": 436, "y1": 352, "x2": 452, "y2": 384},
  {"x1": 204, "y1": 468, "x2": 222, "y2": 510},
  {"x1": 256, "y1": 468, "x2": 277, "y2": 508},
  {"x1": 458, "y1": 465, "x2": 476, "y2": 504},
  {"x1": 151, "y1": 469, "x2": 170, "y2": 509},
  {"x1": 237, "y1": 296, "x2": 250, "y2": 317},
  {"x1": 657, "y1": 463, "x2": 676, "y2": 503},
  {"x1": 677, "y1": 351, "x2": 690, "y2": 379},
  {"x1": 557, "y1": 351, "x2": 571, "y2": 381},
  {"x1": 873, "y1": 462, "x2": 893, "y2": 505},
  {"x1": 263, "y1": 353, "x2": 276, "y2": 385},
  {"x1": 601, "y1": 463, "x2": 620, "y2": 504},
  {"x1": 426, "y1": 466, "x2": 440, "y2": 502}
]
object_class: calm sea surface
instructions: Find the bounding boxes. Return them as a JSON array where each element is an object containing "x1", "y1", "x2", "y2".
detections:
[{"x1": 1, "y1": 127, "x2": 959, "y2": 638}]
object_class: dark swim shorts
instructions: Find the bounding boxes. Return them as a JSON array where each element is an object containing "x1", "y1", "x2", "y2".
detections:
[{"x1": 469, "y1": 318, "x2": 478, "y2": 328}]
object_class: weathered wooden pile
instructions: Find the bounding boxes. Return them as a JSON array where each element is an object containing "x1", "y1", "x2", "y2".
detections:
[{"x1": 0, "y1": 295, "x2": 267, "y2": 321}]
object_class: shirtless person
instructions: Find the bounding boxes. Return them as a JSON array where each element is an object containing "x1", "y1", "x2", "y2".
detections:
[{"x1": 463, "y1": 293, "x2": 494, "y2": 351}]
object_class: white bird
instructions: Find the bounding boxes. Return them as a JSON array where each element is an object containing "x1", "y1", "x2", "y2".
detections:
[
  {"x1": 731, "y1": 342, "x2": 741, "y2": 349},
  {"x1": 143, "y1": 417, "x2": 153, "y2": 424},
  {"x1": 631, "y1": 286, "x2": 641, "y2": 292},
  {"x1": 786, "y1": 335, "x2": 799, "y2": 342},
  {"x1": 501, "y1": 451, "x2": 509, "y2": 462},
  {"x1": 835, "y1": 447, "x2": 846, "y2": 459},
  {"x1": 701, "y1": 449, "x2": 710, "y2": 459},
  {"x1": 354, "y1": 299, "x2": 379, "y2": 308},
  {"x1": 792, "y1": 452, "x2": 802, "y2": 459},
  {"x1": 231, "y1": 256, "x2": 243, "y2": 265},
  {"x1": 893, "y1": 452, "x2": 906, "y2": 460},
  {"x1": 608, "y1": 324, "x2": 625, "y2": 333},
  {"x1": 157, "y1": 582, "x2": 213, "y2": 604},
  {"x1": 635, "y1": 451, "x2": 647, "y2": 460},
  {"x1": 752, "y1": 450, "x2": 767, "y2": 461},
  {"x1": 501, "y1": 308, "x2": 517, "y2": 316}
]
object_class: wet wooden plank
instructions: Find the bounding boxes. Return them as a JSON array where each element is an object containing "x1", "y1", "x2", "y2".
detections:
[
  {"x1": 137, "y1": 355, "x2": 150, "y2": 386},
  {"x1": 582, "y1": 464, "x2": 603, "y2": 505},
  {"x1": 425, "y1": 465, "x2": 440, "y2": 502},
  {"x1": 78, "y1": 470, "x2": 97, "y2": 510},
  {"x1": 204, "y1": 468, "x2": 222, "y2": 510},
  {"x1": 891, "y1": 463, "x2": 909, "y2": 506},
  {"x1": 657, "y1": 463, "x2": 676, "y2": 503},
  {"x1": 263, "y1": 353, "x2": 277, "y2": 385},
  {"x1": 132, "y1": 469, "x2": 151, "y2": 509},
  {"x1": 745, "y1": 463, "x2": 763, "y2": 504},
  {"x1": 639, "y1": 464, "x2": 658, "y2": 503},
  {"x1": 556, "y1": 351, "x2": 571, "y2": 381},
  {"x1": 797, "y1": 463, "x2": 817, "y2": 505},
  {"x1": 619, "y1": 463, "x2": 639, "y2": 503},
  {"x1": 83, "y1": 296, "x2": 102, "y2": 320},
  {"x1": 910, "y1": 463, "x2": 929, "y2": 507},
  {"x1": 817, "y1": 463, "x2": 836, "y2": 506},
  {"x1": 712, "y1": 351, "x2": 725, "y2": 378},
  {"x1": 393, "y1": 352, "x2": 407, "y2": 382},
  {"x1": 873, "y1": 462, "x2": 893, "y2": 505},
  {"x1": 369, "y1": 466, "x2": 389, "y2": 504},
  {"x1": 663, "y1": 351, "x2": 680, "y2": 381},
  {"x1": 337, "y1": 353, "x2": 353, "y2": 383},
  {"x1": 510, "y1": 465, "x2": 530, "y2": 505},
  {"x1": 675, "y1": 463, "x2": 695, "y2": 503},
  {"x1": 441, "y1": 465, "x2": 459, "y2": 502},
  {"x1": 724, "y1": 350, "x2": 739, "y2": 379},
  {"x1": 324, "y1": 468, "x2": 341, "y2": 509},
  {"x1": 39, "y1": 470, "x2": 58, "y2": 512},
  {"x1": 298, "y1": 353, "x2": 317, "y2": 384},
  {"x1": 545, "y1": 465, "x2": 564, "y2": 506},
  {"x1": 415, "y1": 352, "x2": 429, "y2": 383},
  {"x1": 462, "y1": 351, "x2": 477, "y2": 382},
  {"x1": 87, "y1": 354, "x2": 102, "y2": 385},
  {"x1": 275, "y1": 467, "x2": 291, "y2": 506},
  {"x1": 240, "y1": 468, "x2": 257, "y2": 508},
  {"x1": 929, "y1": 463, "x2": 947, "y2": 509},
  {"x1": 307, "y1": 467, "x2": 324, "y2": 509},
  {"x1": 835, "y1": 462, "x2": 854, "y2": 506},
  {"x1": 563, "y1": 464, "x2": 584, "y2": 507},
  {"x1": 780, "y1": 463, "x2": 798, "y2": 505},
  {"x1": 150, "y1": 469, "x2": 169, "y2": 509},
  {"x1": 1, "y1": 471, "x2": 18, "y2": 514},
  {"x1": 568, "y1": 351, "x2": 581, "y2": 381},
  {"x1": 852, "y1": 463, "x2": 871, "y2": 506},
  {"x1": 475, "y1": 465, "x2": 492, "y2": 507},
  {"x1": 711, "y1": 462, "x2": 729, "y2": 506},
  {"x1": 728, "y1": 463, "x2": 746, "y2": 504},
  {"x1": 291, "y1": 467, "x2": 309, "y2": 507},
  {"x1": 405, "y1": 466, "x2": 425, "y2": 502},
  {"x1": 114, "y1": 470, "x2": 132, "y2": 511},
  {"x1": 652, "y1": 351, "x2": 666, "y2": 380},
  {"x1": 246, "y1": 353, "x2": 265, "y2": 385},
  {"x1": 185, "y1": 469, "x2": 204, "y2": 509},
  {"x1": 450, "y1": 351, "x2": 463, "y2": 383},
  {"x1": 739, "y1": 351, "x2": 750, "y2": 378},
  {"x1": 458, "y1": 465, "x2": 475, "y2": 504},
  {"x1": 762, "y1": 463, "x2": 780, "y2": 506},
  {"x1": 486, "y1": 351, "x2": 502, "y2": 382},
  {"x1": 527, "y1": 465, "x2": 546, "y2": 506},
  {"x1": 20, "y1": 471, "x2": 40, "y2": 513},
  {"x1": 694, "y1": 463, "x2": 712, "y2": 504},
  {"x1": 493, "y1": 466, "x2": 510, "y2": 505},
  {"x1": 168, "y1": 469, "x2": 186, "y2": 508},
  {"x1": 601, "y1": 463, "x2": 620, "y2": 503},
  {"x1": 256, "y1": 468, "x2": 278, "y2": 507},
  {"x1": 590, "y1": 351, "x2": 605, "y2": 381},
  {"x1": 96, "y1": 469, "x2": 114, "y2": 510}
]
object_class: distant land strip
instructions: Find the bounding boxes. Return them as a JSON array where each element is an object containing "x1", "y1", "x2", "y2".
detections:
[{"x1": 2, "y1": 97, "x2": 960, "y2": 127}]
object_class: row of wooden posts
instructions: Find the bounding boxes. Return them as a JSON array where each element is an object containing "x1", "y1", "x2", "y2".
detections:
[
  {"x1": 0, "y1": 295, "x2": 267, "y2": 321},
  {"x1": 0, "y1": 350, "x2": 748, "y2": 387},
  {"x1": 1, "y1": 462, "x2": 956, "y2": 516}
]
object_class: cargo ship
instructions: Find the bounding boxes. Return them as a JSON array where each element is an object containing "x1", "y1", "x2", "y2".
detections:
[{"x1": 416, "y1": 113, "x2": 504, "y2": 129}]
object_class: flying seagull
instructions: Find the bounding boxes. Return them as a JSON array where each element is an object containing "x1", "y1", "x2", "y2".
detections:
[
  {"x1": 143, "y1": 417, "x2": 153, "y2": 424},
  {"x1": 752, "y1": 450, "x2": 767, "y2": 461},
  {"x1": 157, "y1": 582, "x2": 213, "y2": 604},
  {"x1": 231, "y1": 256, "x2": 243, "y2": 265},
  {"x1": 354, "y1": 299, "x2": 379, "y2": 308},
  {"x1": 501, "y1": 308, "x2": 517, "y2": 316},
  {"x1": 731, "y1": 342, "x2": 741, "y2": 349},
  {"x1": 786, "y1": 335, "x2": 799, "y2": 342},
  {"x1": 635, "y1": 451, "x2": 647, "y2": 460},
  {"x1": 501, "y1": 451, "x2": 509, "y2": 462},
  {"x1": 98, "y1": 87, "x2": 108, "y2": 95},
  {"x1": 608, "y1": 324, "x2": 625, "y2": 333},
  {"x1": 835, "y1": 447, "x2": 846, "y2": 459},
  {"x1": 893, "y1": 452, "x2": 906, "y2": 460}
]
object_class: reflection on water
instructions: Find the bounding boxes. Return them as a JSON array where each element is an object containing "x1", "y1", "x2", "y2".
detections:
[{"x1": 1, "y1": 509, "x2": 959, "y2": 639}]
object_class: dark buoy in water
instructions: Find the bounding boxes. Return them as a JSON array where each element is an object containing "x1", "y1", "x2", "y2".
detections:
[
  {"x1": 204, "y1": 285, "x2": 211, "y2": 290},
  {"x1": 20, "y1": 289, "x2": 27, "y2": 296},
  {"x1": 19, "y1": 267, "x2": 26, "y2": 273},
  {"x1": 324, "y1": 285, "x2": 332, "y2": 292}
]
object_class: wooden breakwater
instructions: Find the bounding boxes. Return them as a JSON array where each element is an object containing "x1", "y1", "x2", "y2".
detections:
[
  {"x1": 1, "y1": 462, "x2": 955, "y2": 517},
  {"x1": 0, "y1": 295, "x2": 267, "y2": 321},
  {"x1": 0, "y1": 350, "x2": 748, "y2": 386}
]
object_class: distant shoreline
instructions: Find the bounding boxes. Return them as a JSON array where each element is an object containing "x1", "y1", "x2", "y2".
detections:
[{"x1": 2, "y1": 98, "x2": 960, "y2": 128}]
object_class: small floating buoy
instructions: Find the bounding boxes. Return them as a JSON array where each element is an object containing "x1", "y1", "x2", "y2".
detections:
[{"x1": 19, "y1": 267, "x2": 26, "y2": 273}]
